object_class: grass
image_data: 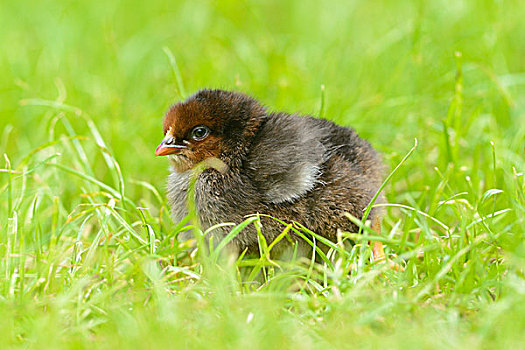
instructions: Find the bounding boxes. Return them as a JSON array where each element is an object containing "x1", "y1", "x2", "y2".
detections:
[{"x1": 1, "y1": 0, "x2": 525, "y2": 348}]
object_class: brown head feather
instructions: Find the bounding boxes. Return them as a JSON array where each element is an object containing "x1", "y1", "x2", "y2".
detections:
[{"x1": 161, "y1": 89, "x2": 266, "y2": 172}]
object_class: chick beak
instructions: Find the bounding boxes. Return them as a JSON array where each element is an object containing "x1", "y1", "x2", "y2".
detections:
[{"x1": 154, "y1": 137, "x2": 186, "y2": 156}]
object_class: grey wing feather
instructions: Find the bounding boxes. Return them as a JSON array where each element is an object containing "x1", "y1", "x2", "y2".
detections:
[{"x1": 246, "y1": 113, "x2": 329, "y2": 204}]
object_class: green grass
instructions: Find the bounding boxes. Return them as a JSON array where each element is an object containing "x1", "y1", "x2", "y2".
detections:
[{"x1": 2, "y1": 0, "x2": 525, "y2": 348}]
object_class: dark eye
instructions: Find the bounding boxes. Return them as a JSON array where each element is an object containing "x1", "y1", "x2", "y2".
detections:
[{"x1": 191, "y1": 125, "x2": 210, "y2": 141}]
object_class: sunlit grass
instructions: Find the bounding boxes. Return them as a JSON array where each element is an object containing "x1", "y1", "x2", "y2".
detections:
[{"x1": 1, "y1": 0, "x2": 525, "y2": 348}]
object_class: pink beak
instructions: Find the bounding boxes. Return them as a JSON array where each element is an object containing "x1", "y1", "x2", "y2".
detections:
[{"x1": 155, "y1": 139, "x2": 186, "y2": 156}]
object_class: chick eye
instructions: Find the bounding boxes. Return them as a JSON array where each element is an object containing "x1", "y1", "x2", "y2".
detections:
[{"x1": 191, "y1": 126, "x2": 210, "y2": 141}]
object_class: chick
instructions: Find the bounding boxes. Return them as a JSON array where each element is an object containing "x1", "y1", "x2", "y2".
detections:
[{"x1": 155, "y1": 89, "x2": 384, "y2": 257}]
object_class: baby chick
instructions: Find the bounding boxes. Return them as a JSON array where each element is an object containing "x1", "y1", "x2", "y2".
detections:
[{"x1": 155, "y1": 89, "x2": 384, "y2": 257}]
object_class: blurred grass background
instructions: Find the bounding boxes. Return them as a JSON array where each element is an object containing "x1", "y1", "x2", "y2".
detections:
[{"x1": 1, "y1": 0, "x2": 525, "y2": 348}]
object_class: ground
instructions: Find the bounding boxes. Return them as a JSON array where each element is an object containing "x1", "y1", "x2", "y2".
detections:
[{"x1": 1, "y1": 0, "x2": 525, "y2": 348}]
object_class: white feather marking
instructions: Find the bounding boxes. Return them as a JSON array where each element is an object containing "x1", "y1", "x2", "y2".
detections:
[{"x1": 266, "y1": 163, "x2": 320, "y2": 204}]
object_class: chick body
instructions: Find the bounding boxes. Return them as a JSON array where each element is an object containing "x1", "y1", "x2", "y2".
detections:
[{"x1": 161, "y1": 90, "x2": 383, "y2": 255}]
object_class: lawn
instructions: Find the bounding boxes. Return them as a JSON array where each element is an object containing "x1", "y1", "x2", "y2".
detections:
[{"x1": 1, "y1": 0, "x2": 525, "y2": 348}]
